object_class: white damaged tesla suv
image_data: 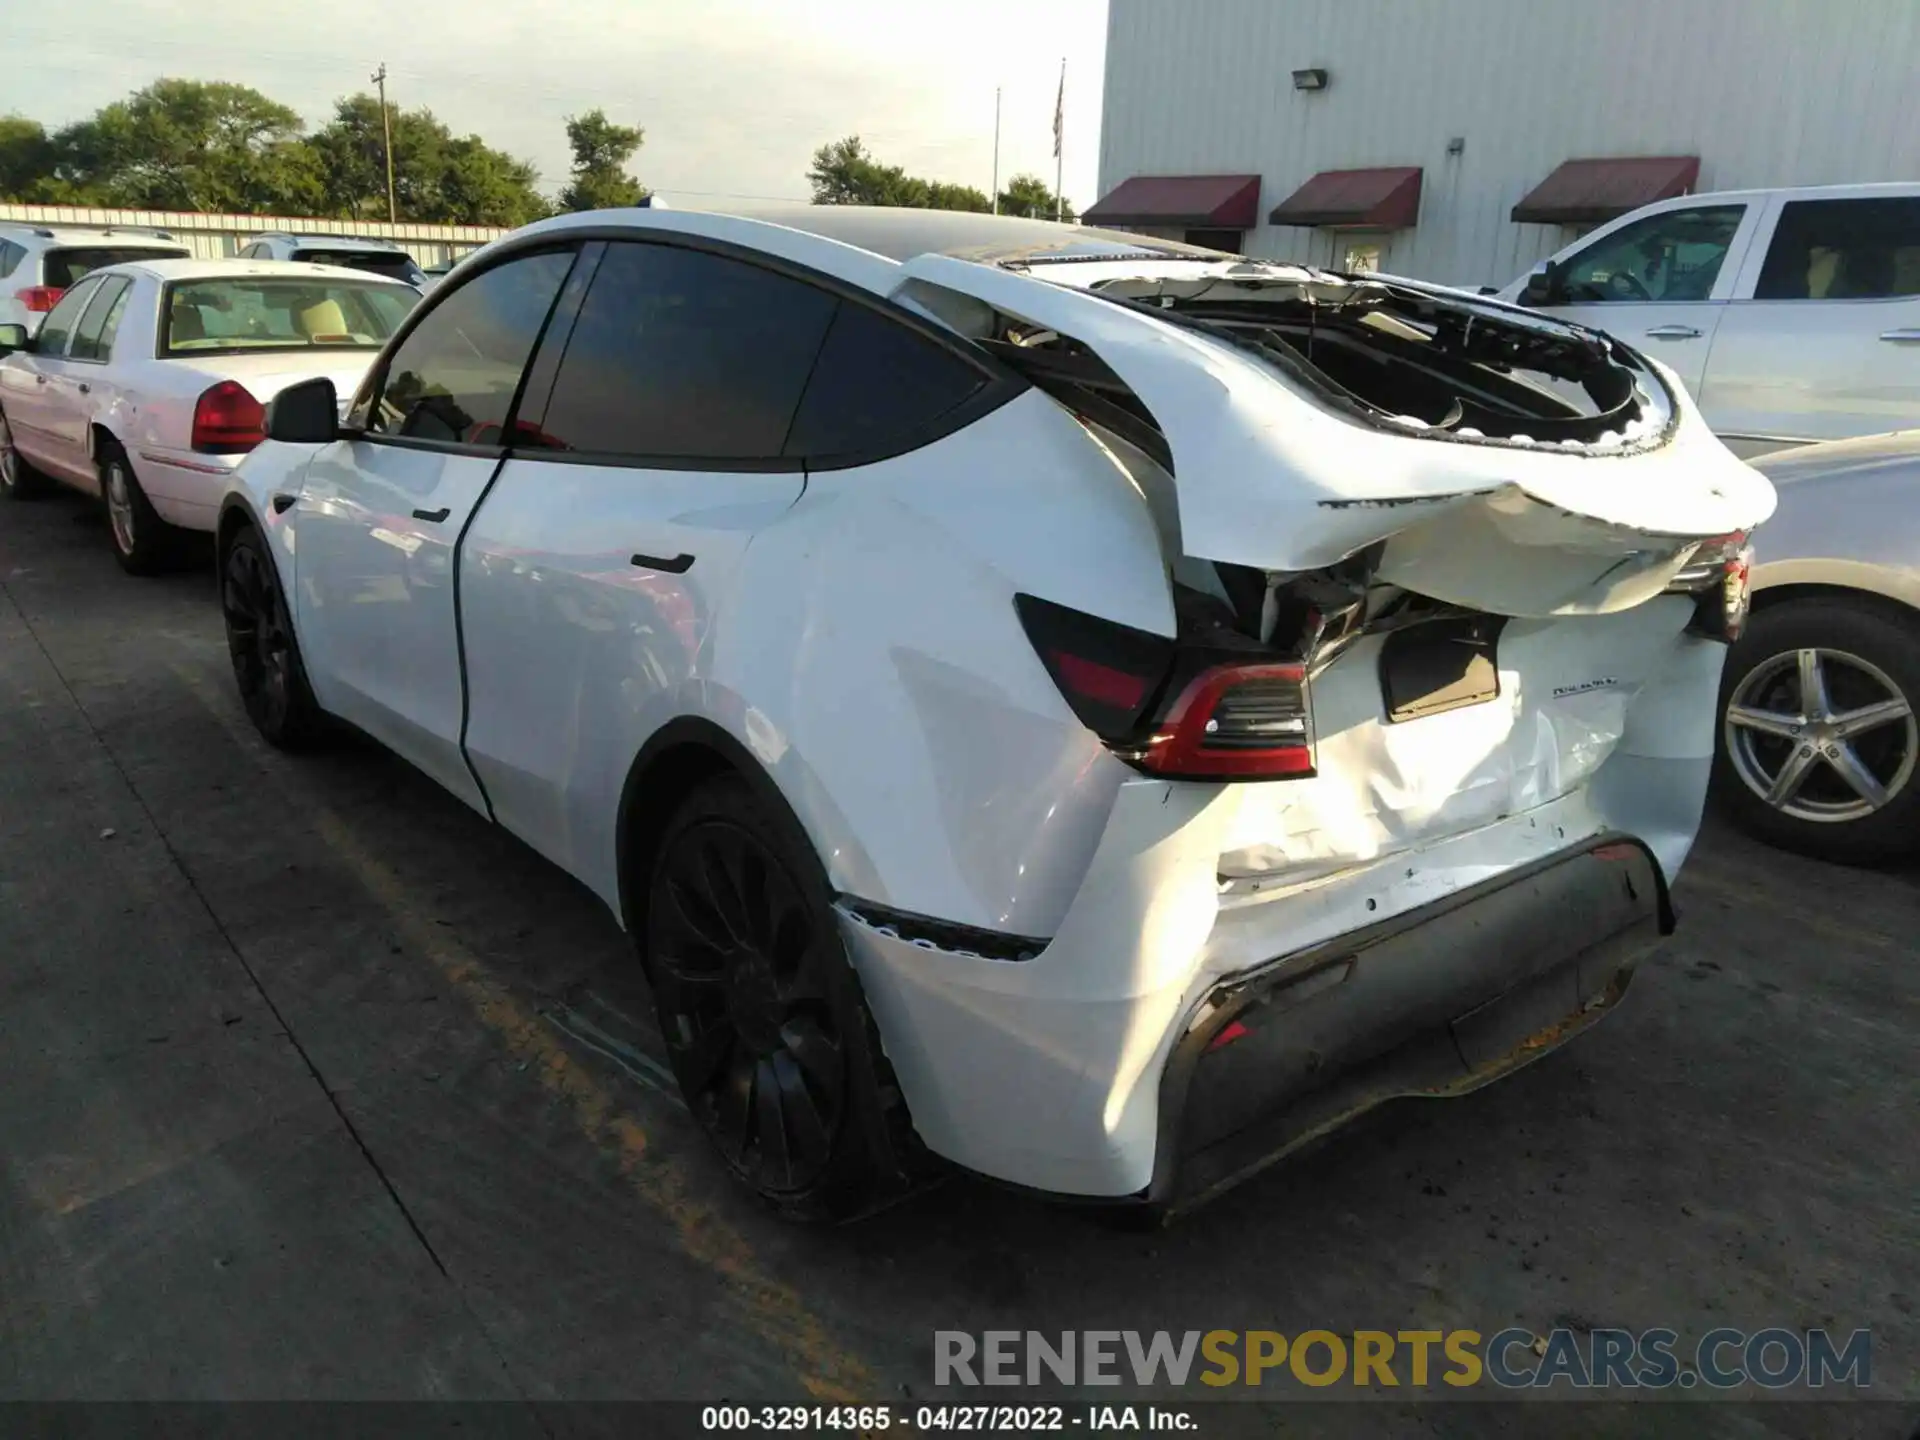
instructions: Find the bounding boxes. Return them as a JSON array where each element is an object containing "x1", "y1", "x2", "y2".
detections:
[{"x1": 218, "y1": 207, "x2": 1775, "y2": 1219}]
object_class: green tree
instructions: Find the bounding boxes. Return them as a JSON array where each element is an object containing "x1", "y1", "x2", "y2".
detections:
[
  {"x1": 559, "y1": 109, "x2": 645, "y2": 211},
  {"x1": 0, "y1": 117, "x2": 56, "y2": 201},
  {"x1": 927, "y1": 180, "x2": 992, "y2": 213},
  {"x1": 808, "y1": 136, "x2": 991, "y2": 212},
  {"x1": 997, "y1": 173, "x2": 1074, "y2": 222},
  {"x1": 441, "y1": 136, "x2": 550, "y2": 227},
  {"x1": 53, "y1": 80, "x2": 315, "y2": 213},
  {"x1": 309, "y1": 94, "x2": 547, "y2": 225}
]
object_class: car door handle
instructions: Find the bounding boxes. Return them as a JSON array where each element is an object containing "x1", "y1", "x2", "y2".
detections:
[
  {"x1": 631, "y1": 552, "x2": 695, "y2": 574},
  {"x1": 1644, "y1": 325, "x2": 1702, "y2": 340},
  {"x1": 412, "y1": 506, "x2": 451, "y2": 523},
  {"x1": 1879, "y1": 328, "x2": 1920, "y2": 343}
]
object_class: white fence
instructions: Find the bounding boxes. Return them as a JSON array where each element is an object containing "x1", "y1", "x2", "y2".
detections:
[{"x1": 0, "y1": 204, "x2": 505, "y2": 267}]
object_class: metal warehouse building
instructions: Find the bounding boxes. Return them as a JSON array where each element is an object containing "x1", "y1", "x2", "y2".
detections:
[{"x1": 1089, "y1": 0, "x2": 1920, "y2": 289}]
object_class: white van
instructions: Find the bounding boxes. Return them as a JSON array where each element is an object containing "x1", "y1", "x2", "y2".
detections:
[{"x1": 1495, "y1": 182, "x2": 1920, "y2": 457}]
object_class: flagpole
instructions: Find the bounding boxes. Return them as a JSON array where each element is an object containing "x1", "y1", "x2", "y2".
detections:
[
  {"x1": 992, "y1": 87, "x2": 1002, "y2": 215},
  {"x1": 1054, "y1": 58, "x2": 1066, "y2": 222}
]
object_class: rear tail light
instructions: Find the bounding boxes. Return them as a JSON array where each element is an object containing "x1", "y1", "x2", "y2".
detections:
[
  {"x1": 1669, "y1": 531, "x2": 1752, "y2": 643},
  {"x1": 15, "y1": 286, "x2": 63, "y2": 314},
  {"x1": 1136, "y1": 662, "x2": 1316, "y2": 780},
  {"x1": 1013, "y1": 593, "x2": 1172, "y2": 740},
  {"x1": 1014, "y1": 593, "x2": 1317, "y2": 782},
  {"x1": 191, "y1": 380, "x2": 266, "y2": 454}
]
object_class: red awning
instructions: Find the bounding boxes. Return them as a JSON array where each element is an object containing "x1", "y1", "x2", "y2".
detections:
[
  {"x1": 1268, "y1": 167, "x2": 1423, "y2": 229},
  {"x1": 1083, "y1": 174, "x2": 1263, "y2": 230},
  {"x1": 1511, "y1": 156, "x2": 1700, "y2": 226}
]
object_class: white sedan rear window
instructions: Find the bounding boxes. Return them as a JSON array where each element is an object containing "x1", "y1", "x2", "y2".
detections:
[{"x1": 162, "y1": 278, "x2": 418, "y2": 357}]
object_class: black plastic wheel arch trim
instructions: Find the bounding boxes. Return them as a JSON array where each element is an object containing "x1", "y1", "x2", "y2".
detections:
[{"x1": 835, "y1": 898, "x2": 1050, "y2": 963}]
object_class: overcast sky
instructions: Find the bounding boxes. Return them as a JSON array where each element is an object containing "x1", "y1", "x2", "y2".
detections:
[{"x1": 8, "y1": 0, "x2": 1111, "y2": 208}]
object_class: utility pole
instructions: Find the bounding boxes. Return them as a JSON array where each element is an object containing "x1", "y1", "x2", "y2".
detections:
[
  {"x1": 371, "y1": 62, "x2": 396, "y2": 223},
  {"x1": 991, "y1": 88, "x2": 1002, "y2": 215}
]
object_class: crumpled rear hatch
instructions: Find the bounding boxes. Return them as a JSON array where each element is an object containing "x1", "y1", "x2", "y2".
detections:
[
  {"x1": 908, "y1": 251, "x2": 1776, "y2": 883},
  {"x1": 891, "y1": 254, "x2": 1773, "y2": 616}
]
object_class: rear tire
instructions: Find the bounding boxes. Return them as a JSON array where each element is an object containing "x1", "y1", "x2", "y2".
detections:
[
  {"x1": 0, "y1": 409, "x2": 48, "y2": 500},
  {"x1": 1713, "y1": 597, "x2": 1920, "y2": 864},
  {"x1": 643, "y1": 774, "x2": 912, "y2": 1222},
  {"x1": 220, "y1": 522, "x2": 328, "y2": 750},
  {"x1": 99, "y1": 442, "x2": 177, "y2": 575}
]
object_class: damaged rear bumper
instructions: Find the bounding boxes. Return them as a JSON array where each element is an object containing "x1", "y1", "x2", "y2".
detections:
[
  {"x1": 840, "y1": 773, "x2": 1682, "y2": 1206},
  {"x1": 1149, "y1": 834, "x2": 1670, "y2": 1214}
]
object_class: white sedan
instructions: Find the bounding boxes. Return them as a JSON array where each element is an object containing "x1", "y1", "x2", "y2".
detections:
[
  {"x1": 220, "y1": 207, "x2": 1773, "y2": 1219},
  {"x1": 0, "y1": 259, "x2": 418, "y2": 573}
]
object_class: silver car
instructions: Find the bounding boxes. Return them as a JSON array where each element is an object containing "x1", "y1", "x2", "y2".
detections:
[{"x1": 1716, "y1": 430, "x2": 1920, "y2": 862}]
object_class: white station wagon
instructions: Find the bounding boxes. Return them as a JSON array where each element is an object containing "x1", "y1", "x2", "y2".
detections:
[
  {"x1": 0, "y1": 259, "x2": 418, "y2": 572},
  {"x1": 220, "y1": 207, "x2": 1772, "y2": 1219}
]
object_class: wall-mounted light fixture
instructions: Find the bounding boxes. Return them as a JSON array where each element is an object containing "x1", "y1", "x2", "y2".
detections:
[{"x1": 1291, "y1": 68, "x2": 1329, "y2": 91}]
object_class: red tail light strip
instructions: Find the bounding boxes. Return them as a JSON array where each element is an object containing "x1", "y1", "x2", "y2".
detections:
[{"x1": 1136, "y1": 662, "x2": 1317, "y2": 781}]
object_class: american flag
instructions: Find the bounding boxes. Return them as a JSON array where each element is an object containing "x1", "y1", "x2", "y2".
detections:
[{"x1": 1052, "y1": 62, "x2": 1065, "y2": 159}]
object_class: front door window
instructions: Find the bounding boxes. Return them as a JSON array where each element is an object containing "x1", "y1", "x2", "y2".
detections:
[{"x1": 1557, "y1": 205, "x2": 1746, "y2": 303}]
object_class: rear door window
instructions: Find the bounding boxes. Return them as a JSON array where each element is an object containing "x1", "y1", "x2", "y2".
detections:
[
  {"x1": 294, "y1": 249, "x2": 425, "y2": 285},
  {"x1": 532, "y1": 241, "x2": 838, "y2": 460},
  {"x1": 1753, "y1": 198, "x2": 1920, "y2": 300},
  {"x1": 782, "y1": 300, "x2": 988, "y2": 460},
  {"x1": 0, "y1": 241, "x2": 24, "y2": 279},
  {"x1": 43, "y1": 247, "x2": 188, "y2": 289},
  {"x1": 34, "y1": 277, "x2": 104, "y2": 356},
  {"x1": 67, "y1": 276, "x2": 132, "y2": 362},
  {"x1": 367, "y1": 248, "x2": 574, "y2": 445}
]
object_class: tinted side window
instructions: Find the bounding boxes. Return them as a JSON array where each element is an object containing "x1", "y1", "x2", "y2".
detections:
[
  {"x1": 68, "y1": 277, "x2": 131, "y2": 362},
  {"x1": 1559, "y1": 205, "x2": 1746, "y2": 303},
  {"x1": 369, "y1": 248, "x2": 574, "y2": 445},
  {"x1": 35, "y1": 278, "x2": 103, "y2": 356},
  {"x1": 1754, "y1": 198, "x2": 1920, "y2": 301},
  {"x1": 783, "y1": 301, "x2": 987, "y2": 459},
  {"x1": 536, "y1": 242, "x2": 837, "y2": 460},
  {"x1": 0, "y1": 241, "x2": 23, "y2": 279}
]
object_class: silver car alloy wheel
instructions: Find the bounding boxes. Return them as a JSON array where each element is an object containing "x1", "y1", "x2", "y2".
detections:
[
  {"x1": 1725, "y1": 646, "x2": 1918, "y2": 823},
  {"x1": 104, "y1": 459, "x2": 136, "y2": 555},
  {"x1": 0, "y1": 414, "x2": 19, "y2": 491}
]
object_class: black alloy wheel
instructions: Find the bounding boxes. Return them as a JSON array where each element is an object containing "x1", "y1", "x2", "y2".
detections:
[
  {"x1": 645, "y1": 776, "x2": 903, "y2": 1219},
  {"x1": 221, "y1": 525, "x2": 325, "y2": 748}
]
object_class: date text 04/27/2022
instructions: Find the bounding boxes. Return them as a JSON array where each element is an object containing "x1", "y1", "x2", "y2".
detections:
[{"x1": 699, "y1": 1404, "x2": 1196, "y2": 1431}]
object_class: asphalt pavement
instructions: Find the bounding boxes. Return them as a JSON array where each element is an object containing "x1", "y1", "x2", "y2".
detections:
[{"x1": 1, "y1": 489, "x2": 1914, "y2": 1437}]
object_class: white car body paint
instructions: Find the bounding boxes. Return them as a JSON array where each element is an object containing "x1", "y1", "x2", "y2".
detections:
[
  {"x1": 1744, "y1": 429, "x2": 1920, "y2": 612},
  {"x1": 222, "y1": 207, "x2": 1776, "y2": 1200},
  {"x1": 293, "y1": 441, "x2": 498, "y2": 813},
  {"x1": 0, "y1": 258, "x2": 413, "y2": 530}
]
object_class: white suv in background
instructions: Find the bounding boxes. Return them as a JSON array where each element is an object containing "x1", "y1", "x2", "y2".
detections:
[
  {"x1": 237, "y1": 233, "x2": 427, "y2": 289},
  {"x1": 1499, "y1": 182, "x2": 1920, "y2": 457},
  {"x1": 0, "y1": 224, "x2": 191, "y2": 336}
]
